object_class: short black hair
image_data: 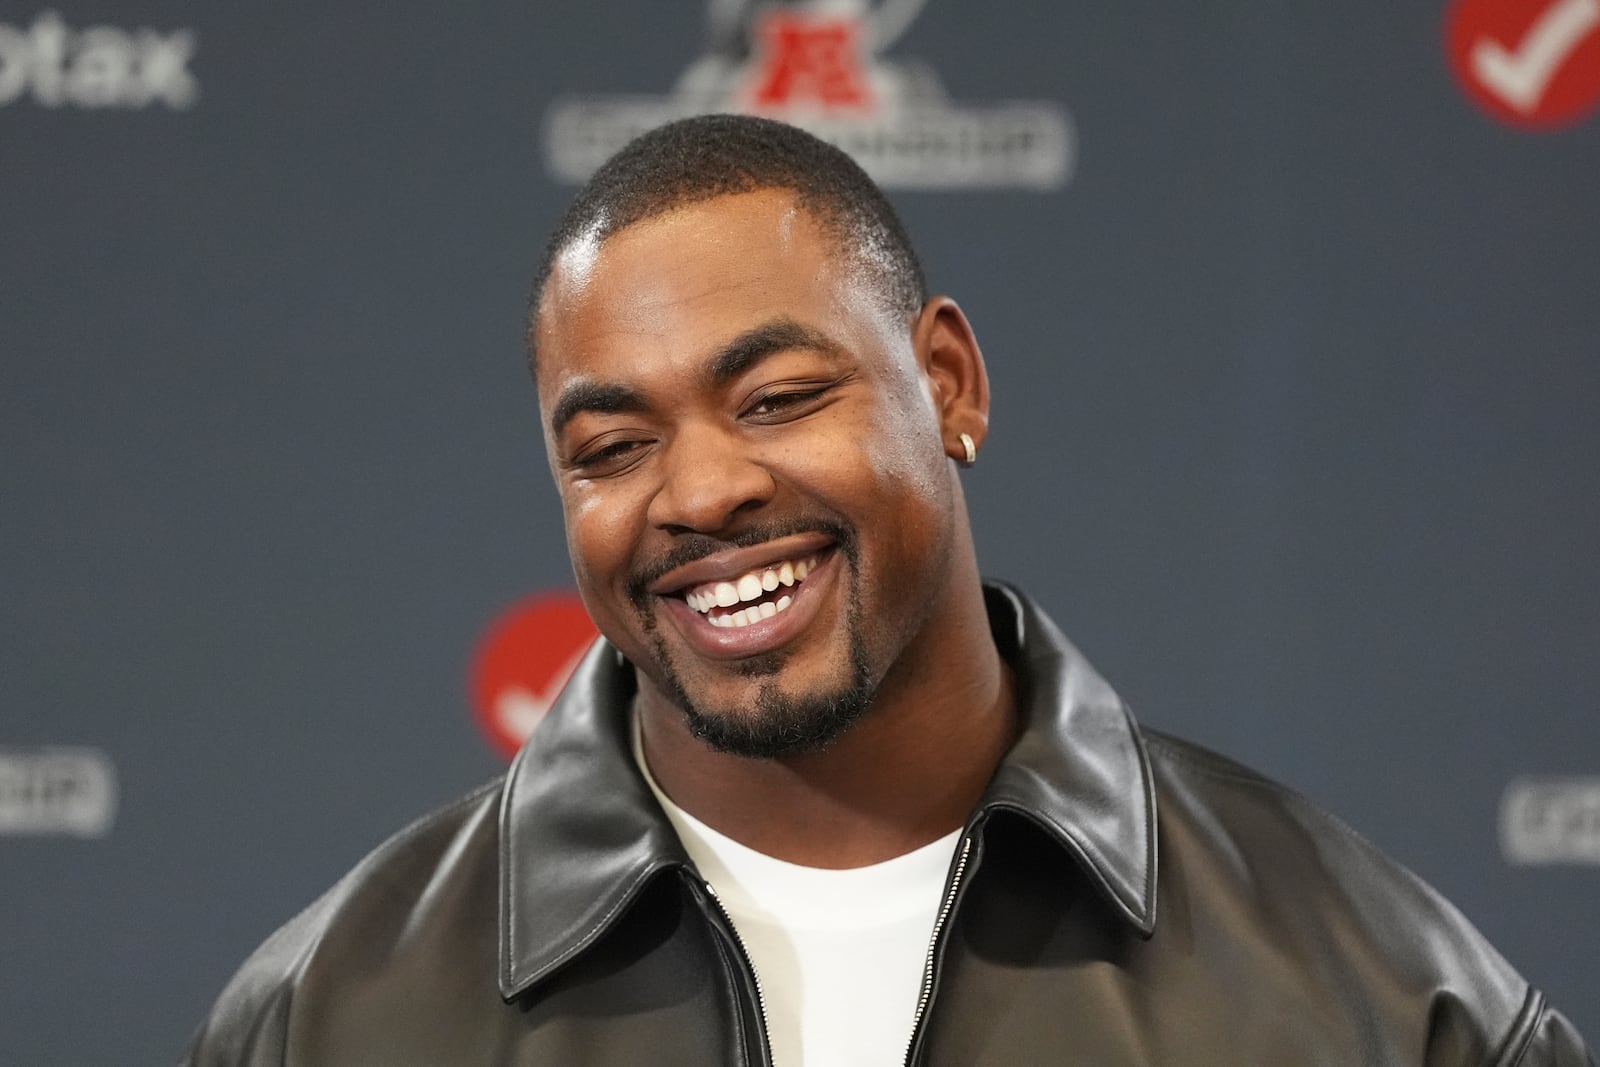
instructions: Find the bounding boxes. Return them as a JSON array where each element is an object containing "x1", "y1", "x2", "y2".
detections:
[{"x1": 528, "y1": 114, "x2": 927, "y2": 364}]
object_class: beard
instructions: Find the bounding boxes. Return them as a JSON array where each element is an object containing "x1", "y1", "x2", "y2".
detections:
[{"x1": 626, "y1": 519, "x2": 876, "y2": 759}]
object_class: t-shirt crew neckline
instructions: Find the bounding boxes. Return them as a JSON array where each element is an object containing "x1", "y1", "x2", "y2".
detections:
[
  {"x1": 630, "y1": 715, "x2": 963, "y2": 930},
  {"x1": 631, "y1": 712, "x2": 964, "y2": 1067}
]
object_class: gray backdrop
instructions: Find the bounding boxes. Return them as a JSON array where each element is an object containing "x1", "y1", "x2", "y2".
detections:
[{"x1": 3, "y1": 1, "x2": 1596, "y2": 1062}]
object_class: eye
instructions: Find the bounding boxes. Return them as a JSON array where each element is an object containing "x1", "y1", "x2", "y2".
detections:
[
  {"x1": 743, "y1": 384, "x2": 832, "y2": 422},
  {"x1": 570, "y1": 437, "x2": 651, "y2": 477}
]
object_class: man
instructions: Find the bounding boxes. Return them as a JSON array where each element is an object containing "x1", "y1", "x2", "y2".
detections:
[{"x1": 186, "y1": 115, "x2": 1592, "y2": 1065}]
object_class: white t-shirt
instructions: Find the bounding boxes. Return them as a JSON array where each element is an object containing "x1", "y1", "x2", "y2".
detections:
[{"x1": 633, "y1": 725, "x2": 961, "y2": 1066}]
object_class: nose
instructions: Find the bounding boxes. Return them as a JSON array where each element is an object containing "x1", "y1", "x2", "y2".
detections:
[{"x1": 647, "y1": 424, "x2": 776, "y2": 534}]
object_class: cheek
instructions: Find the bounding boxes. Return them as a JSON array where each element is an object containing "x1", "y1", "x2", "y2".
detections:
[
  {"x1": 831, "y1": 390, "x2": 954, "y2": 573},
  {"x1": 782, "y1": 396, "x2": 949, "y2": 521},
  {"x1": 563, "y1": 486, "x2": 645, "y2": 600},
  {"x1": 851, "y1": 383, "x2": 948, "y2": 492}
]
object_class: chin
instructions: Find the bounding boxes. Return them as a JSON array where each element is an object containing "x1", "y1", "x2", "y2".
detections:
[
  {"x1": 630, "y1": 545, "x2": 880, "y2": 758},
  {"x1": 682, "y1": 672, "x2": 877, "y2": 759},
  {"x1": 650, "y1": 623, "x2": 874, "y2": 758}
]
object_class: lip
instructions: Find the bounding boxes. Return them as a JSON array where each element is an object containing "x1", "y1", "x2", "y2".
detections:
[
  {"x1": 657, "y1": 545, "x2": 840, "y2": 661},
  {"x1": 646, "y1": 531, "x2": 837, "y2": 596}
]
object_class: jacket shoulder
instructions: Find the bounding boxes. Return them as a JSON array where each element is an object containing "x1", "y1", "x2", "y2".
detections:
[
  {"x1": 181, "y1": 779, "x2": 505, "y2": 1066},
  {"x1": 1141, "y1": 730, "x2": 1592, "y2": 1066}
]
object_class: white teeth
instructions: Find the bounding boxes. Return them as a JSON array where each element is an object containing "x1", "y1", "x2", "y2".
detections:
[
  {"x1": 703, "y1": 593, "x2": 797, "y2": 628},
  {"x1": 684, "y1": 554, "x2": 821, "y2": 617}
]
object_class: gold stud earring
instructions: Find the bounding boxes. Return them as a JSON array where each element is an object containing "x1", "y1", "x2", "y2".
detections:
[{"x1": 958, "y1": 432, "x2": 977, "y2": 467}]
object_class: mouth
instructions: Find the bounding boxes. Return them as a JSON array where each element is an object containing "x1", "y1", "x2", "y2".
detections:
[
  {"x1": 680, "y1": 552, "x2": 825, "y2": 628},
  {"x1": 648, "y1": 537, "x2": 842, "y2": 660}
]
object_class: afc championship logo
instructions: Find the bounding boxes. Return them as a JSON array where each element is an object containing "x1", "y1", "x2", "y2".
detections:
[{"x1": 544, "y1": 0, "x2": 1074, "y2": 190}]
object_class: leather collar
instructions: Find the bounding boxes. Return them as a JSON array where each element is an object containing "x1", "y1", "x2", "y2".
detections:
[{"x1": 498, "y1": 582, "x2": 1157, "y2": 1000}]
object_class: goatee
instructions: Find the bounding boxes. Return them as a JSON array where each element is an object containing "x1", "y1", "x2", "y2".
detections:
[{"x1": 628, "y1": 520, "x2": 874, "y2": 759}]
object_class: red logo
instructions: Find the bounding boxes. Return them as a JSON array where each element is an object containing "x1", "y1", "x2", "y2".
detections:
[
  {"x1": 748, "y1": 11, "x2": 873, "y2": 111},
  {"x1": 1447, "y1": 0, "x2": 1600, "y2": 127},
  {"x1": 469, "y1": 591, "x2": 598, "y2": 760}
]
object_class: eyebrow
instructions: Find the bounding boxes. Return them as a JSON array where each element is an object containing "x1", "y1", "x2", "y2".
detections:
[
  {"x1": 549, "y1": 380, "x2": 649, "y2": 438},
  {"x1": 703, "y1": 318, "x2": 846, "y2": 386},
  {"x1": 549, "y1": 317, "x2": 845, "y2": 438}
]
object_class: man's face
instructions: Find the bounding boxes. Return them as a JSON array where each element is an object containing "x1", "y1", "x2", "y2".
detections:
[{"x1": 535, "y1": 190, "x2": 958, "y2": 757}]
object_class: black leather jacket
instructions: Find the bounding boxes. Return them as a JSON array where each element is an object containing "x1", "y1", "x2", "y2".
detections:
[{"x1": 186, "y1": 585, "x2": 1593, "y2": 1065}]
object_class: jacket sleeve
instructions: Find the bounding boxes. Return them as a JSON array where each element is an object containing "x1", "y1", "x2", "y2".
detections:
[
  {"x1": 179, "y1": 973, "x2": 292, "y2": 1067},
  {"x1": 177, "y1": 892, "x2": 331, "y2": 1067},
  {"x1": 1506, "y1": 999, "x2": 1595, "y2": 1067},
  {"x1": 1423, "y1": 979, "x2": 1592, "y2": 1067}
]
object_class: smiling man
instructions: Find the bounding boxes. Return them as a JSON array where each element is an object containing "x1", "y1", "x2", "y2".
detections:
[{"x1": 185, "y1": 116, "x2": 1592, "y2": 1065}]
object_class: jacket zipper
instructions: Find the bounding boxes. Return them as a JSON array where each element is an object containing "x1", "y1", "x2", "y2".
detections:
[
  {"x1": 700, "y1": 879, "x2": 775, "y2": 1066},
  {"x1": 693, "y1": 831, "x2": 976, "y2": 1067},
  {"x1": 903, "y1": 832, "x2": 975, "y2": 1066}
]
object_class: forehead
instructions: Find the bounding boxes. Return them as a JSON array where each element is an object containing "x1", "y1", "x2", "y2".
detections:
[{"x1": 534, "y1": 190, "x2": 890, "y2": 403}]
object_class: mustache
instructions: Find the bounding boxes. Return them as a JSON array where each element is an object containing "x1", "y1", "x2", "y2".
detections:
[{"x1": 626, "y1": 517, "x2": 856, "y2": 606}]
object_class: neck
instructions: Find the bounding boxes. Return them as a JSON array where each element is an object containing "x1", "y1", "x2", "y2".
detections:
[{"x1": 637, "y1": 566, "x2": 1016, "y2": 869}]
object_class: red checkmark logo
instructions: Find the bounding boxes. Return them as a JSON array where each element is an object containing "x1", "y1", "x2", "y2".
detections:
[
  {"x1": 469, "y1": 591, "x2": 599, "y2": 760},
  {"x1": 1448, "y1": 0, "x2": 1600, "y2": 127}
]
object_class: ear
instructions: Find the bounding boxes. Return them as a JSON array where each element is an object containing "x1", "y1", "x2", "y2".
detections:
[{"x1": 912, "y1": 296, "x2": 991, "y2": 465}]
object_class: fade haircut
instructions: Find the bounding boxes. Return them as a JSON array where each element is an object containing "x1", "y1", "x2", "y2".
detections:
[{"x1": 528, "y1": 114, "x2": 927, "y2": 366}]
